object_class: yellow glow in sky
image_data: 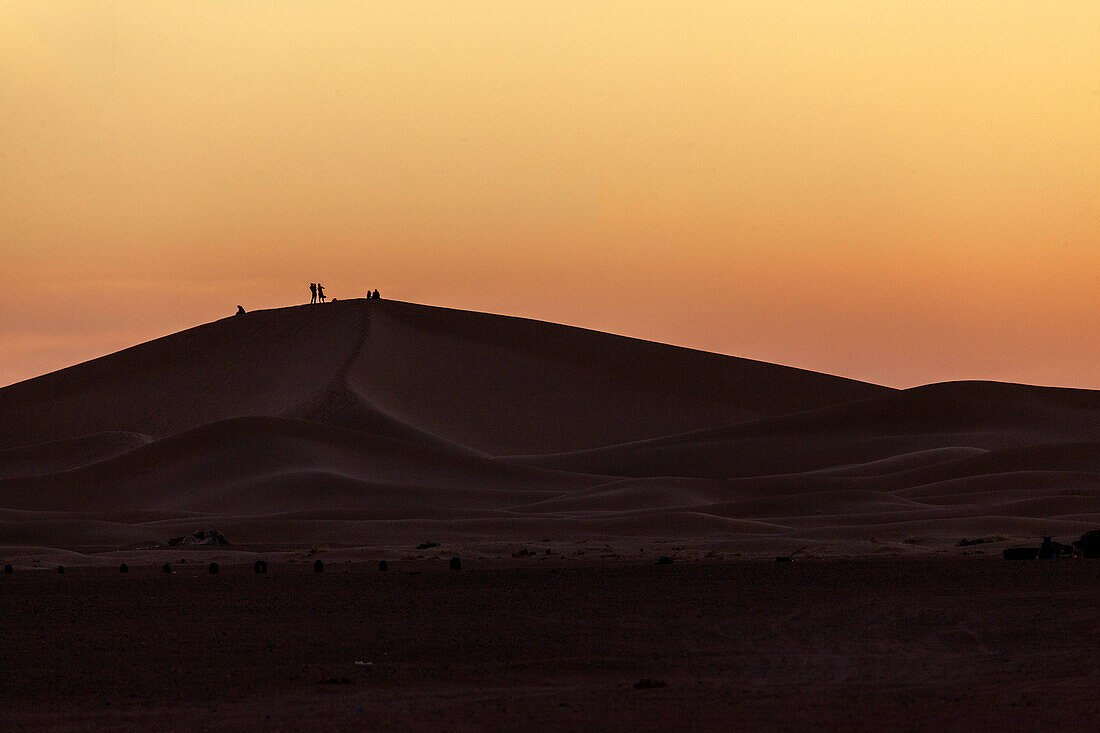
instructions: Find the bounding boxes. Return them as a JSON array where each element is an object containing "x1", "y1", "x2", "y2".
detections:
[{"x1": 2, "y1": 1, "x2": 1098, "y2": 388}]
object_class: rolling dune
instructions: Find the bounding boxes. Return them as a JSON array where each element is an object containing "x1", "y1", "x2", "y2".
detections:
[{"x1": 0, "y1": 299, "x2": 1096, "y2": 556}]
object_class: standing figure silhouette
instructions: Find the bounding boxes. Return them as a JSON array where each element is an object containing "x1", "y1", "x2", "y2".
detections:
[
  {"x1": 317, "y1": 283, "x2": 326, "y2": 302},
  {"x1": 310, "y1": 283, "x2": 317, "y2": 304}
]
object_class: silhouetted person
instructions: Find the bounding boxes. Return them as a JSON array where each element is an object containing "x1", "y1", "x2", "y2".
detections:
[
  {"x1": 372, "y1": 289, "x2": 380, "y2": 300},
  {"x1": 310, "y1": 283, "x2": 317, "y2": 303},
  {"x1": 366, "y1": 289, "x2": 373, "y2": 300},
  {"x1": 236, "y1": 305, "x2": 245, "y2": 316},
  {"x1": 317, "y1": 283, "x2": 326, "y2": 303}
]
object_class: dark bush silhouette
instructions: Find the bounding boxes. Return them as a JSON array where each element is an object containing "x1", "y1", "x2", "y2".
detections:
[
  {"x1": 417, "y1": 541, "x2": 439, "y2": 550},
  {"x1": 254, "y1": 560, "x2": 267, "y2": 574},
  {"x1": 774, "y1": 556, "x2": 792, "y2": 563},
  {"x1": 656, "y1": 556, "x2": 674, "y2": 565},
  {"x1": 162, "y1": 563, "x2": 172, "y2": 574},
  {"x1": 1074, "y1": 530, "x2": 1100, "y2": 558},
  {"x1": 208, "y1": 562, "x2": 219, "y2": 574},
  {"x1": 1003, "y1": 547, "x2": 1039, "y2": 560},
  {"x1": 449, "y1": 556, "x2": 462, "y2": 571},
  {"x1": 3, "y1": 564, "x2": 12, "y2": 574},
  {"x1": 119, "y1": 563, "x2": 129, "y2": 573},
  {"x1": 313, "y1": 560, "x2": 324, "y2": 573},
  {"x1": 378, "y1": 560, "x2": 388, "y2": 572},
  {"x1": 57, "y1": 565, "x2": 64, "y2": 574}
]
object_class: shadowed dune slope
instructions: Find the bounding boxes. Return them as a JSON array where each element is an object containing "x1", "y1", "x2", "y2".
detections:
[{"x1": 350, "y1": 301, "x2": 890, "y2": 454}]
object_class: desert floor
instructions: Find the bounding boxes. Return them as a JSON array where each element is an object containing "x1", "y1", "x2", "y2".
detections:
[{"x1": 2, "y1": 556, "x2": 1097, "y2": 731}]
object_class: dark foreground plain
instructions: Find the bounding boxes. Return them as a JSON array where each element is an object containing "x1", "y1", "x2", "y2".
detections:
[{"x1": 2, "y1": 558, "x2": 1098, "y2": 731}]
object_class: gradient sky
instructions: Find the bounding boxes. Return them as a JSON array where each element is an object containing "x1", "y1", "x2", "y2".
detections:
[{"x1": 2, "y1": 2, "x2": 1098, "y2": 389}]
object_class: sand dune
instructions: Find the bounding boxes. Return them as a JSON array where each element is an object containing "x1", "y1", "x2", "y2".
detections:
[
  {"x1": 0, "y1": 299, "x2": 1096, "y2": 556},
  {"x1": 520, "y1": 382, "x2": 1100, "y2": 478},
  {"x1": 0, "y1": 431, "x2": 153, "y2": 480},
  {"x1": 0, "y1": 417, "x2": 593, "y2": 514},
  {"x1": 355, "y1": 301, "x2": 888, "y2": 454}
]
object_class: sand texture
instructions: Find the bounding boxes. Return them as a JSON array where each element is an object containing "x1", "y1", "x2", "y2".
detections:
[{"x1": 0, "y1": 298, "x2": 1097, "y2": 556}]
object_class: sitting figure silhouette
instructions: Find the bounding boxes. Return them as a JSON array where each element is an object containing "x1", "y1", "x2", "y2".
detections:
[
  {"x1": 310, "y1": 283, "x2": 317, "y2": 304},
  {"x1": 372, "y1": 289, "x2": 380, "y2": 300},
  {"x1": 317, "y1": 283, "x2": 326, "y2": 302},
  {"x1": 236, "y1": 305, "x2": 246, "y2": 316}
]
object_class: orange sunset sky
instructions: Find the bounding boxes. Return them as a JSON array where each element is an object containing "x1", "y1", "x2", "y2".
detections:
[{"x1": 2, "y1": 2, "x2": 1098, "y2": 389}]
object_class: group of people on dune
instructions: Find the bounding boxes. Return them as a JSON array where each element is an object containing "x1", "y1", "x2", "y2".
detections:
[
  {"x1": 237, "y1": 283, "x2": 382, "y2": 315},
  {"x1": 309, "y1": 283, "x2": 380, "y2": 304}
]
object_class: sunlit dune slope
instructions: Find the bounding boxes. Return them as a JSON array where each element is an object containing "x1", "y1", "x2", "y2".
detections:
[{"x1": 0, "y1": 302, "x2": 371, "y2": 449}]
